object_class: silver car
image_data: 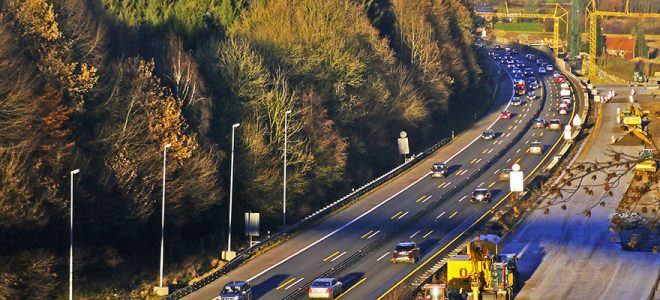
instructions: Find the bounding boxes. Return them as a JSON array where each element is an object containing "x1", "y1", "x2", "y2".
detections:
[
  {"x1": 309, "y1": 278, "x2": 342, "y2": 299},
  {"x1": 527, "y1": 141, "x2": 543, "y2": 155}
]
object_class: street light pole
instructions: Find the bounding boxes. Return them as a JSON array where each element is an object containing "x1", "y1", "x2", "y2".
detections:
[
  {"x1": 69, "y1": 169, "x2": 80, "y2": 300},
  {"x1": 283, "y1": 110, "x2": 292, "y2": 227},
  {"x1": 227, "y1": 123, "x2": 240, "y2": 255},
  {"x1": 159, "y1": 143, "x2": 171, "y2": 288}
]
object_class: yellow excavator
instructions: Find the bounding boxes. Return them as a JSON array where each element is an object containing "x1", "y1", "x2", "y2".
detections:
[
  {"x1": 446, "y1": 235, "x2": 518, "y2": 300},
  {"x1": 635, "y1": 148, "x2": 657, "y2": 173},
  {"x1": 618, "y1": 103, "x2": 652, "y2": 145}
]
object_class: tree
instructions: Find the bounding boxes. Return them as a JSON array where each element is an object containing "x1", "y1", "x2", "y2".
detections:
[{"x1": 633, "y1": 26, "x2": 649, "y2": 59}]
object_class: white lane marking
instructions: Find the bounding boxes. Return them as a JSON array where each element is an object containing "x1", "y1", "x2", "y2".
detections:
[
  {"x1": 478, "y1": 182, "x2": 485, "y2": 187},
  {"x1": 367, "y1": 230, "x2": 381, "y2": 239},
  {"x1": 409, "y1": 230, "x2": 421, "y2": 239},
  {"x1": 285, "y1": 277, "x2": 305, "y2": 290},
  {"x1": 506, "y1": 132, "x2": 511, "y2": 137},
  {"x1": 459, "y1": 196, "x2": 467, "y2": 202},
  {"x1": 475, "y1": 158, "x2": 482, "y2": 164},
  {"x1": 498, "y1": 140, "x2": 504, "y2": 144},
  {"x1": 377, "y1": 252, "x2": 391, "y2": 262},
  {"x1": 436, "y1": 211, "x2": 446, "y2": 219},
  {"x1": 397, "y1": 212, "x2": 408, "y2": 220},
  {"x1": 516, "y1": 148, "x2": 522, "y2": 153},
  {"x1": 517, "y1": 242, "x2": 531, "y2": 259},
  {"x1": 487, "y1": 148, "x2": 494, "y2": 154},
  {"x1": 532, "y1": 132, "x2": 536, "y2": 137},
  {"x1": 246, "y1": 171, "x2": 428, "y2": 282},
  {"x1": 443, "y1": 182, "x2": 452, "y2": 189},
  {"x1": 330, "y1": 251, "x2": 347, "y2": 262},
  {"x1": 422, "y1": 195, "x2": 432, "y2": 203},
  {"x1": 506, "y1": 158, "x2": 512, "y2": 163},
  {"x1": 513, "y1": 125, "x2": 518, "y2": 130},
  {"x1": 525, "y1": 140, "x2": 530, "y2": 144},
  {"x1": 493, "y1": 170, "x2": 499, "y2": 175}
]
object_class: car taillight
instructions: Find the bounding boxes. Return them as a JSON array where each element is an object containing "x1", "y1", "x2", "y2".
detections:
[
  {"x1": 326, "y1": 288, "x2": 332, "y2": 294},
  {"x1": 309, "y1": 287, "x2": 313, "y2": 293}
]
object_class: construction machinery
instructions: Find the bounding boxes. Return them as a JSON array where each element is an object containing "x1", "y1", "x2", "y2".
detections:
[
  {"x1": 420, "y1": 283, "x2": 448, "y2": 300},
  {"x1": 635, "y1": 149, "x2": 657, "y2": 173},
  {"x1": 446, "y1": 235, "x2": 518, "y2": 300},
  {"x1": 618, "y1": 103, "x2": 652, "y2": 145}
]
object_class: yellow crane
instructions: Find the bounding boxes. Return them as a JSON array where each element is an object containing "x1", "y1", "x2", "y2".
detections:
[
  {"x1": 586, "y1": 0, "x2": 660, "y2": 77},
  {"x1": 475, "y1": 2, "x2": 568, "y2": 56}
]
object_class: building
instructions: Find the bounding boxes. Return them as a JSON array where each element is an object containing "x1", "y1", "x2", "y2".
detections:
[{"x1": 605, "y1": 35, "x2": 636, "y2": 59}]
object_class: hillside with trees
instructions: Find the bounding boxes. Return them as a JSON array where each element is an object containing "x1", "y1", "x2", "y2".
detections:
[{"x1": 0, "y1": 0, "x2": 490, "y2": 297}]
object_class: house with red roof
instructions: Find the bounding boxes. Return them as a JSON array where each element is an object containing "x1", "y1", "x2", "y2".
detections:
[{"x1": 605, "y1": 35, "x2": 636, "y2": 59}]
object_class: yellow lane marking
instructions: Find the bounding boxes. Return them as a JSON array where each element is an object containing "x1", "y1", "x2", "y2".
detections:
[
  {"x1": 336, "y1": 277, "x2": 368, "y2": 300},
  {"x1": 377, "y1": 71, "x2": 580, "y2": 300},
  {"x1": 361, "y1": 230, "x2": 373, "y2": 239},
  {"x1": 470, "y1": 158, "x2": 477, "y2": 164},
  {"x1": 540, "y1": 132, "x2": 545, "y2": 136},
  {"x1": 507, "y1": 125, "x2": 513, "y2": 130},
  {"x1": 455, "y1": 169, "x2": 464, "y2": 176},
  {"x1": 437, "y1": 182, "x2": 447, "y2": 189},
  {"x1": 515, "y1": 158, "x2": 521, "y2": 164},
  {"x1": 390, "y1": 211, "x2": 402, "y2": 219},
  {"x1": 277, "y1": 277, "x2": 297, "y2": 290},
  {"x1": 422, "y1": 230, "x2": 434, "y2": 238},
  {"x1": 488, "y1": 181, "x2": 496, "y2": 188},
  {"x1": 416, "y1": 195, "x2": 426, "y2": 203},
  {"x1": 323, "y1": 252, "x2": 339, "y2": 262},
  {"x1": 482, "y1": 149, "x2": 488, "y2": 154},
  {"x1": 449, "y1": 211, "x2": 458, "y2": 219}
]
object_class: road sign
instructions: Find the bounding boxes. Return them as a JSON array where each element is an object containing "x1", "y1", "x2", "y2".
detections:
[
  {"x1": 245, "y1": 212, "x2": 259, "y2": 237},
  {"x1": 397, "y1": 131, "x2": 410, "y2": 155}
]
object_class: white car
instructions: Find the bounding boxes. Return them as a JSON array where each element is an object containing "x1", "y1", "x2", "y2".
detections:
[
  {"x1": 527, "y1": 141, "x2": 543, "y2": 155},
  {"x1": 309, "y1": 278, "x2": 343, "y2": 299},
  {"x1": 560, "y1": 82, "x2": 570, "y2": 89},
  {"x1": 558, "y1": 104, "x2": 569, "y2": 115},
  {"x1": 560, "y1": 88, "x2": 571, "y2": 97},
  {"x1": 538, "y1": 67, "x2": 546, "y2": 74}
]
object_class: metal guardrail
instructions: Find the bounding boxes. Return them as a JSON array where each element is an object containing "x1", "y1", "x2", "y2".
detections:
[{"x1": 166, "y1": 138, "x2": 456, "y2": 299}]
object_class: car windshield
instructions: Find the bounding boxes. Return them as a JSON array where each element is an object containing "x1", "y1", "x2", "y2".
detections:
[
  {"x1": 396, "y1": 244, "x2": 414, "y2": 251},
  {"x1": 222, "y1": 285, "x2": 241, "y2": 294},
  {"x1": 473, "y1": 190, "x2": 488, "y2": 196},
  {"x1": 432, "y1": 164, "x2": 446, "y2": 170},
  {"x1": 531, "y1": 142, "x2": 542, "y2": 147},
  {"x1": 484, "y1": 130, "x2": 493, "y2": 135},
  {"x1": 549, "y1": 120, "x2": 560, "y2": 124},
  {"x1": 312, "y1": 281, "x2": 332, "y2": 287}
]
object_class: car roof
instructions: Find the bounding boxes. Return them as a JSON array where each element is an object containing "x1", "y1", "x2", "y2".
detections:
[
  {"x1": 225, "y1": 281, "x2": 248, "y2": 287},
  {"x1": 549, "y1": 118, "x2": 561, "y2": 122},
  {"x1": 313, "y1": 278, "x2": 335, "y2": 283},
  {"x1": 397, "y1": 242, "x2": 415, "y2": 247},
  {"x1": 531, "y1": 141, "x2": 542, "y2": 145},
  {"x1": 534, "y1": 118, "x2": 544, "y2": 122},
  {"x1": 474, "y1": 188, "x2": 489, "y2": 192}
]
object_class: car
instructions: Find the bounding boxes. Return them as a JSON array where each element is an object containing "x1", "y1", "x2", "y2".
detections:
[
  {"x1": 219, "y1": 281, "x2": 252, "y2": 300},
  {"x1": 561, "y1": 96, "x2": 572, "y2": 104},
  {"x1": 558, "y1": 104, "x2": 569, "y2": 115},
  {"x1": 498, "y1": 168, "x2": 511, "y2": 181},
  {"x1": 547, "y1": 119, "x2": 562, "y2": 130},
  {"x1": 527, "y1": 77, "x2": 538, "y2": 84},
  {"x1": 523, "y1": 68, "x2": 534, "y2": 76},
  {"x1": 556, "y1": 76, "x2": 566, "y2": 83},
  {"x1": 532, "y1": 118, "x2": 546, "y2": 129},
  {"x1": 516, "y1": 62, "x2": 525, "y2": 68},
  {"x1": 560, "y1": 88, "x2": 571, "y2": 97},
  {"x1": 500, "y1": 58, "x2": 507, "y2": 64},
  {"x1": 528, "y1": 54, "x2": 537, "y2": 61},
  {"x1": 513, "y1": 74, "x2": 523, "y2": 81},
  {"x1": 510, "y1": 97, "x2": 522, "y2": 106},
  {"x1": 392, "y1": 242, "x2": 420, "y2": 264},
  {"x1": 540, "y1": 62, "x2": 548, "y2": 68},
  {"x1": 481, "y1": 129, "x2": 495, "y2": 140},
  {"x1": 431, "y1": 162, "x2": 449, "y2": 178},
  {"x1": 500, "y1": 111, "x2": 512, "y2": 119},
  {"x1": 526, "y1": 91, "x2": 537, "y2": 100},
  {"x1": 529, "y1": 82, "x2": 540, "y2": 90},
  {"x1": 546, "y1": 64, "x2": 554, "y2": 71},
  {"x1": 507, "y1": 59, "x2": 515, "y2": 65},
  {"x1": 488, "y1": 50, "x2": 495, "y2": 56},
  {"x1": 527, "y1": 141, "x2": 543, "y2": 155},
  {"x1": 536, "y1": 59, "x2": 544, "y2": 65},
  {"x1": 538, "y1": 67, "x2": 546, "y2": 74},
  {"x1": 470, "y1": 188, "x2": 492, "y2": 203},
  {"x1": 515, "y1": 58, "x2": 523, "y2": 64},
  {"x1": 512, "y1": 68, "x2": 522, "y2": 75},
  {"x1": 507, "y1": 63, "x2": 515, "y2": 69},
  {"x1": 512, "y1": 48, "x2": 519, "y2": 54},
  {"x1": 495, "y1": 44, "x2": 501, "y2": 50},
  {"x1": 309, "y1": 278, "x2": 343, "y2": 299},
  {"x1": 504, "y1": 55, "x2": 513, "y2": 60},
  {"x1": 505, "y1": 46, "x2": 511, "y2": 52},
  {"x1": 560, "y1": 82, "x2": 570, "y2": 89}
]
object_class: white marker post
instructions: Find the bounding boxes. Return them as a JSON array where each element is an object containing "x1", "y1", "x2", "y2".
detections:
[{"x1": 564, "y1": 125, "x2": 573, "y2": 140}]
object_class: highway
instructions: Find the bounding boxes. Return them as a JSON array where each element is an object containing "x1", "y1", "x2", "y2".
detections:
[{"x1": 183, "y1": 45, "x2": 578, "y2": 300}]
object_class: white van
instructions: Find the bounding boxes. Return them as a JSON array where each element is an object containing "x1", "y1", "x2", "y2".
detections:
[
  {"x1": 560, "y1": 82, "x2": 569, "y2": 89},
  {"x1": 560, "y1": 88, "x2": 571, "y2": 97}
]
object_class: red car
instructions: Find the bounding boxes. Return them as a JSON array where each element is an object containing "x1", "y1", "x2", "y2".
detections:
[
  {"x1": 500, "y1": 111, "x2": 512, "y2": 119},
  {"x1": 556, "y1": 76, "x2": 566, "y2": 83}
]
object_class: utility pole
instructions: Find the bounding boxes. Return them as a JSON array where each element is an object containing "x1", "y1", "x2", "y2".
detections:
[
  {"x1": 571, "y1": 0, "x2": 580, "y2": 55},
  {"x1": 69, "y1": 169, "x2": 80, "y2": 300},
  {"x1": 283, "y1": 110, "x2": 292, "y2": 227}
]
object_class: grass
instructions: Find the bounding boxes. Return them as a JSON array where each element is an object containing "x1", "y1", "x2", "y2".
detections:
[
  {"x1": 597, "y1": 56, "x2": 660, "y2": 82},
  {"x1": 494, "y1": 22, "x2": 544, "y2": 32}
]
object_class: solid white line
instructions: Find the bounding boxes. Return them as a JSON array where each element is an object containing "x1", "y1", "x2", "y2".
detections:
[
  {"x1": 246, "y1": 170, "x2": 428, "y2": 282},
  {"x1": 436, "y1": 212, "x2": 446, "y2": 219},
  {"x1": 285, "y1": 277, "x2": 305, "y2": 290},
  {"x1": 459, "y1": 196, "x2": 467, "y2": 202},
  {"x1": 409, "y1": 230, "x2": 421, "y2": 239},
  {"x1": 397, "y1": 212, "x2": 408, "y2": 220},
  {"x1": 330, "y1": 251, "x2": 347, "y2": 262},
  {"x1": 367, "y1": 230, "x2": 381, "y2": 239},
  {"x1": 377, "y1": 252, "x2": 390, "y2": 262}
]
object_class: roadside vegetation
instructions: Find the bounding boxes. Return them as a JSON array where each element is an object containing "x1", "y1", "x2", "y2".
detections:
[{"x1": 0, "y1": 0, "x2": 491, "y2": 297}]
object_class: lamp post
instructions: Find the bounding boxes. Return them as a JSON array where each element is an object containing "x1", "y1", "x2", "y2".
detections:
[
  {"x1": 159, "y1": 143, "x2": 171, "y2": 289},
  {"x1": 223, "y1": 123, "x2": 240, "y2": 261},
  {"x1": 283, "y1": 110, "x2": 292, "y2": 227},
  {"x1": 69, "y1": 169, "x2": 80, "y2": 300}
]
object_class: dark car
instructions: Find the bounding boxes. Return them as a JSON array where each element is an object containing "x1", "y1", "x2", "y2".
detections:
[
  {"x1": 532, "y1": 118, "x2": 546, "y2": 129},
  {"x1": 526, "y1": 90, "x2": 537, "y2": 100},
  {"x1": 510, "y1": 97, "x2": 522, "y2": 106},
  {"x1": 219, "y1": 281, "x2": 252, "y2": 300},
  {"x1": 512, "y1": 48, "x2": 519, "y2": 54},
  {"x1": 523, "y1": 68, "x2": 534, "y2": 76},
  {"x1": 495, "y1": 44, "x2": 502, "y2": 49},
  {"x1": 481, "y1": 129, "x2": 495, "y2": 140},
  {"x1": 536, "y1": 58, "x2": 544, "y2": 65},
  {"x1": 470, "y1": 188, "x2": 492, "y2": 203},
  {"x1": 527, "y1": 77, "x2": 538, "y2": 85},
  {"x1": 392, "y1": 242, "x2": 421, "y2": 264},
  {"x1": 431, "y1": 162, "x2": 449, "y2": 178}
]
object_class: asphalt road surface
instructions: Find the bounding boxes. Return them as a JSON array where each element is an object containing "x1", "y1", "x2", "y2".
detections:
[{"x1": 184, "y1": 45, "x2": 578, "y2": 300}]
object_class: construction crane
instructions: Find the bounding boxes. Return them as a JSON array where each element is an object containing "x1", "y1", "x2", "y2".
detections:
[
  {"x1": 586, "y1": 0, "x2": 660, "y2": 77},
  {"x1": 475, "y1": 2, "x2": 568, "y2": 56}
]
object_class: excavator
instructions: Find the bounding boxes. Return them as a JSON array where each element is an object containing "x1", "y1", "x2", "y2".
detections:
[
  {"x1": 635, "y1": 148, "x2": 657, "y2": 174},
  {"x1": 443, "y1": 235, "x2": 518, "y2": 300},
  {"x1": 618, "y1": 104, "x2": 657, "y2": 174}
]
